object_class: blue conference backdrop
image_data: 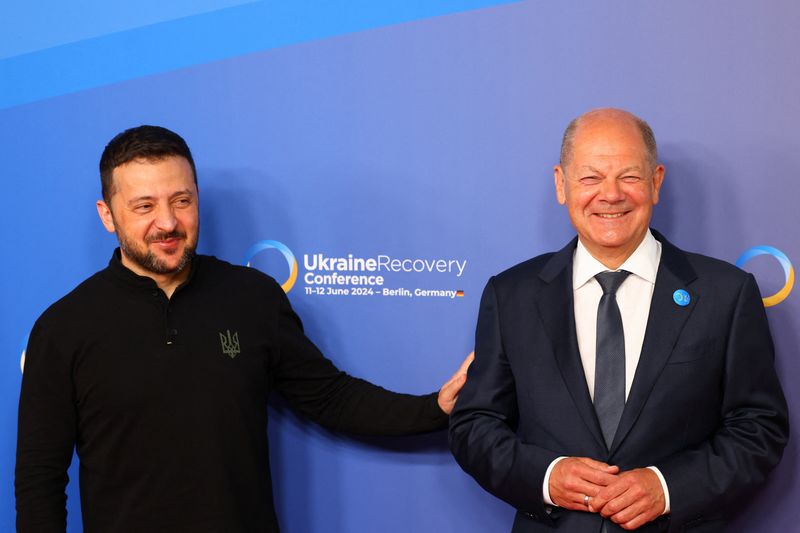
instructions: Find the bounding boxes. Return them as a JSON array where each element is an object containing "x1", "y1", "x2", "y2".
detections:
[{"x1": 1, "y1": 1, "x2": 797, "y2": 531}]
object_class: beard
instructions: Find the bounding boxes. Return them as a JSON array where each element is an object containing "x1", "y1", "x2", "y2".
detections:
[{"x1": 118, "y1": 228, "x2": 198, "y2": 275}]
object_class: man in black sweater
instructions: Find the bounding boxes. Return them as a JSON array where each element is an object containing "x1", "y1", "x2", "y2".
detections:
[{"x1": 16, "y1": 125, "x2": 471, "y2": 533}]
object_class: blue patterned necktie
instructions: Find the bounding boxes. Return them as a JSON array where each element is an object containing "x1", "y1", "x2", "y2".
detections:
[{"x1": 594, "y1": 270, "x2": 630, "y2": 449}]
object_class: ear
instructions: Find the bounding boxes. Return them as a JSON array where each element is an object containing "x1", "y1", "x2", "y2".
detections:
[
  {"x1": 96, "y1": 200, "x2": 116, "y2": 233},
  {"x1": 651, "y1": 164, "x2": 665, "y2": 205},
  {"x1": 554, "y1": 165, "x2": 567, "y2": 205}
]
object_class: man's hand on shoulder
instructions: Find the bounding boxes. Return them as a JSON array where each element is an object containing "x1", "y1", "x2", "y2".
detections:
[
  {"x1": 437, "y1": 352, "x2": 474, "y2": 415},
  {"x1": 549, "y1": 457, "x2": 619, "y2": 511},
  {"x1": 589, "y1": 467, "x2": 665, "y2": 530}
]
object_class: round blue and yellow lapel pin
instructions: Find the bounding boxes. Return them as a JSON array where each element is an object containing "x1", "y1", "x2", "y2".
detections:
[{"x1": 673, "y1": 289, "x2": 691, "y2": 307}]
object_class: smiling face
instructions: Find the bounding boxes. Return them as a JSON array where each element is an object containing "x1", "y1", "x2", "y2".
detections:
[
  {"x1": 96, "y1": 156, "x2": 199, "y2": 285},
  {"x1": 554, "y1": 110, "x2": 664, "y2": 269}
]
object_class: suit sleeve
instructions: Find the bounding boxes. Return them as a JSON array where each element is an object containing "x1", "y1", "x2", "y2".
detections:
[
  {"x1": 15, "y1": 319, "x2": 76, "y2": 533},
  {"x1": 269, "y1": 283, "x2": 447, "y2": 435},
  {"x1": 449, "y1": 278, "x2": 560, "y2": 521},
  {"x1": 656, "y1": 273, "x2": 789, "y2": 527}
]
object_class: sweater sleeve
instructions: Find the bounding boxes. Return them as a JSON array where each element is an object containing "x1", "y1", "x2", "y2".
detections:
[
  {"x1": 16, "y1": 318, "x2": 77, "y2": 533},
  {"x1": 269, "y1": 286, "x2": 447, "y2": 435}
]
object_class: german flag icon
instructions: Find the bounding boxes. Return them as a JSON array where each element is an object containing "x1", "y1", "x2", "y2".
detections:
[{"x1": 456, "y1": 290, "x2": 465, "y2": 297}]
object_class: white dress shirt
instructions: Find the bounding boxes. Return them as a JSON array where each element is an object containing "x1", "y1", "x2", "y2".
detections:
[{"x1": 542, "y1": 230, "x2": 670, "y2": 514}]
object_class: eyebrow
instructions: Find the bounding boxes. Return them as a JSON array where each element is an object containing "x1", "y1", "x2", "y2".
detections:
[
  {"x1": 127, "y1": 189, "x2": 195, "y2": 206},
  {"x1": 578, "y1": 165, "x2": 643, "y2": 174}
]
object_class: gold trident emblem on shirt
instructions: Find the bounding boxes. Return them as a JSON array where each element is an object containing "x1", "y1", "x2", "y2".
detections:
[{"x1": 219, "y1": 330, "x2": 241, "y2": 358}]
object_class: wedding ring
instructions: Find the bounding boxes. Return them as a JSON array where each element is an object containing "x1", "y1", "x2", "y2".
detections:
[{"x1": 584, "y1": 494, "x2": 590, "y2": 506}]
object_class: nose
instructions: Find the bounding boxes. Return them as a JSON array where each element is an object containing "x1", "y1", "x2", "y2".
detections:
[
  {"x1": 153, "y1": 203, "x2": 177, "y2": 231},
  {"x1": 599, "y1": 177, "x2": 624, "y2": 203}
]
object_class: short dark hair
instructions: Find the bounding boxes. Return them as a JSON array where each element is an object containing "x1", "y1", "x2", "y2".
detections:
[
  {"x1": 560, "y1": 110, "x2": 658, "y2": 168},
  {"x1": 99, "y1": 125, "x2": 197, "y2": 204}
]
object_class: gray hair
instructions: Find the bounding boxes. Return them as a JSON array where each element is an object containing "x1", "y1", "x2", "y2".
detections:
[{"x1": 559, "y1": 109, "x2": 658, "y2": 168}]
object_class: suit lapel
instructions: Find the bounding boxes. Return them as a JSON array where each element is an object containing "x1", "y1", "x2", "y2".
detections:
[
  {"x1": 610, "y1": 232, "x2": 699, "y2": 454},
  {"x1": 537, "y1": 239, "x2": 606, "y2": 451}
]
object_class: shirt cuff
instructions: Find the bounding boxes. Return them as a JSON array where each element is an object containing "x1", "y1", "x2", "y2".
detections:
[
  {"x1": 647, "y1": 466, "x2": 670, "y2": 514},
  {"x1": 542, "y1": 456, "x2": 567, "y2": 505}
]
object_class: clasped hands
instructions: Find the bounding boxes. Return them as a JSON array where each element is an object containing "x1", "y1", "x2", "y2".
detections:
[{"x1": 549, "y1": 457, "x2": 665, "y2": 531}]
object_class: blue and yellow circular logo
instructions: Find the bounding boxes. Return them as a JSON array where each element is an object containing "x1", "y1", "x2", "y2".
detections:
[
  {"x1": 243, "y1": 240, "x2": 298, "y2": 293},
  {"x1": 736, "y1": 246, "x2": 794, "y2": 307},
  {"x1": 672, "y1": 289, "x2": 691, "y2": 307}
]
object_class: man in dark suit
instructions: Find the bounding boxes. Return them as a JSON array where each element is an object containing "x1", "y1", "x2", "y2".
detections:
[{"x1": 449, "y1": 108, "x2": 789, "y2": 532}]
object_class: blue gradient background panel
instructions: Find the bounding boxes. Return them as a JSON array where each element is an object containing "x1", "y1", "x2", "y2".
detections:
[{"x1": 1, "y1": 1, "x2": 798, "y2": 531}]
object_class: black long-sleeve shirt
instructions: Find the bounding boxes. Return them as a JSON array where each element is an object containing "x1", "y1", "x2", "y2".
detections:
[{"x1": 16, "y1": 251, "x2": 447, "y2": 532}]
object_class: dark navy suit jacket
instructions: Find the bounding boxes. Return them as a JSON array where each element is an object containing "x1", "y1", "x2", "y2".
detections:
[{"x1": 449, "y1": 231, "x2": 788, "y2": 532}]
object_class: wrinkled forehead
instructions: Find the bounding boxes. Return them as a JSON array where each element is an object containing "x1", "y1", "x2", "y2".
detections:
[
  {"x1": 570, "y1": 118, "x2": 650, "y2": 165},
  {"x1": 111, "y1": 157, "x2": 197, "y2": 196}
]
